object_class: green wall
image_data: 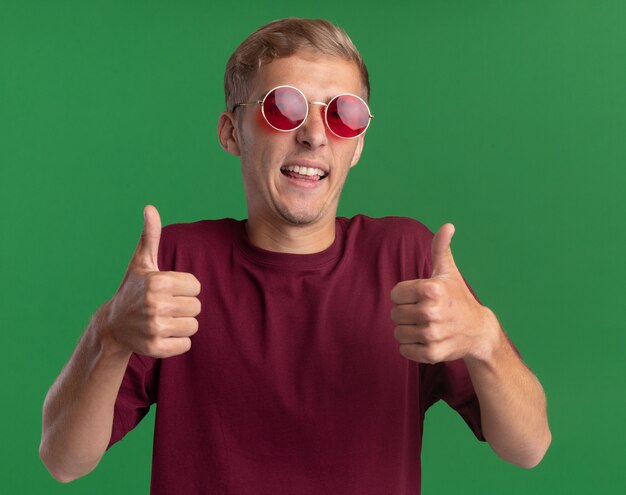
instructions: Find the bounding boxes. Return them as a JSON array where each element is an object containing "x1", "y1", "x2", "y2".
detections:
[{"x1": 1, "y1": 0, "x2": 624, "y2": 492}]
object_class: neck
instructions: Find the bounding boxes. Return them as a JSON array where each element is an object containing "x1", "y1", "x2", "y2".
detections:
[{"x1": 245, "y1": 216, "x2": 336, "y2": 254}]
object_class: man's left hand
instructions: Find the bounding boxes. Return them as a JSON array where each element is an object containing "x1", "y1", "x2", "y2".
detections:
[{"x1": 390, "y1": 224, "x2": 501, "y2": 364}]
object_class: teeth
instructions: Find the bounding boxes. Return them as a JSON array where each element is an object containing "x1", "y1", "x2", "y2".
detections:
[{"x1": 282, "y1": 165, "x2": 326, "y2": 177}]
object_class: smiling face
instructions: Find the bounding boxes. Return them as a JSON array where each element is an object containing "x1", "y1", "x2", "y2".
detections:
[{"x1": 219, "y1": 51, "x2": 367, "y2": 242}]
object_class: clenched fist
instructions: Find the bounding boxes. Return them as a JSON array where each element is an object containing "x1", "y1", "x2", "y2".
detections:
[
  {"x1": 102, "y1": 205, "x2": 201, "y2": 358},
  {"x1": 390, "y1": 224, "x2": 500, "y2": 365}
]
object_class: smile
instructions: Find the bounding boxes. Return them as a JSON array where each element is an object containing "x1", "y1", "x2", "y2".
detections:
[{"x1": 280, "y1": 165, "x2": 328, "y2": 181}]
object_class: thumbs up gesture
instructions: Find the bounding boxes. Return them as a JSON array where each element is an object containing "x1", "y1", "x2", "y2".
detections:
[
  {"x1": 103, "y1": 205, "x2": 201, "y2": 358},
  {"x1": 390, "y1": 224, "x2": 499, "y2": 364}
]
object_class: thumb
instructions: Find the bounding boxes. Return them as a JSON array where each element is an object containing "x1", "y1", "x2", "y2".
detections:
[
  {"x1": 431, "y1": 223, "x2": 458, "y2": 277},
  {"x1": 131, "y1": 205, "x2": 161, "y2": 271}
]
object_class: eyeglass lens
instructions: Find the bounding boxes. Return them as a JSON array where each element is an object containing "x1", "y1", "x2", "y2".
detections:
[
  {"x1": 326, "y1": 95, "x2": 370, "y2": 138},
  {"x1": 263, "y1": 87, "x2": 307, "y2": 131},
  {"x1": 261, "y1": 86, "x2": 370, "y2": 138}
]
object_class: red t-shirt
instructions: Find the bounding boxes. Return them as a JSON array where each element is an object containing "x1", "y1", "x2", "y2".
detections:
[{"x1": 109, "y1": 215, "x2": 484, "y2": 494}]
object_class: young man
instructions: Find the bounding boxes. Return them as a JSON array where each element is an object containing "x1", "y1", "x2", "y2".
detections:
[{"x1": 40, "y1": 18, "x2": 551, "y2": 494}]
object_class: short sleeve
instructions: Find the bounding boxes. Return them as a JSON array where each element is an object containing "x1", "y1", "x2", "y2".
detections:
[
  {"x1": 108, "y1": 354, "x2": 159, "y2": 448},
  {"x1": 107, "y1": 222, "x2": 179, "y2": 448},
  {"x1": 421, "y1": 360, "x2": 485, "y2": 441}
]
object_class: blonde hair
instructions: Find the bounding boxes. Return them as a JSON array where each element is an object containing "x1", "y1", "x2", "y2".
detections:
[{"x1": 224, "y1": 18, "x2": 370, "y2": 112}]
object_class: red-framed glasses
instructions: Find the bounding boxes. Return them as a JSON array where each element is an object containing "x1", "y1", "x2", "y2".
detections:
[{"x1": 233, "y1": 85, "x2": 373, "y2": 139}]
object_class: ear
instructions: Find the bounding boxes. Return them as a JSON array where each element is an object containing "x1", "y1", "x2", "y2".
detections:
[
  {"x1": 349, "y1": 134, "x2": 365, "y2": 168},
  {"x1": 218, "y1": 112, "x2": 241, "y2": 156}
]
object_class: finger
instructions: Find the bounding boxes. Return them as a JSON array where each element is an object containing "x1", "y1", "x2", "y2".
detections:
[
  {"x1": 431, "y1": 223, "x2": 458, "y2": 277},
  {"x1": 149, "y1": 337, "x2": 192, "y2": 359},
  {"x1": 399, "y1": 343, "x2": 428, "y2": 363},
  {"x1": 145, "y1": 272, "x2": 201, "y2": 297},
  {"x1": 169, "y1": 273, "x2": 201, "y2": 296},
  {"x1": 167, "y1": 317, "x2": 199, "y2": 337},
  {"x1": 399, "y1": 342, "x2": 446, "y2": 364},
  {"x1": 170, "y1": 296, "x2": 202, "y2": 318},
  {"x1": 163, "y1": 337, "x2": 192, "y2": 356},
  {"x1": 390, "y1": 280, "x2": 420, "y2": 305},
  {"x1": 394, "y1": 324, "x2": 426, "y2": 344},
  {"x1": 390, "y1": 302, "x2": 437, "y2": 325},
  {"x1": 390, "y1": 279, "x2": 442, "y2": 305},
  {"x1": 131, "y1": 205, "x2": 162, "y2": 271},
  {"x1": 394, "y1": 323, "x2": 444, "y2": 344}
]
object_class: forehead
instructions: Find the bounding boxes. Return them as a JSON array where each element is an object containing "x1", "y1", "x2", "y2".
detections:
[{"x1": 249, "y1": 51, "x2": 364, "y2": 99}]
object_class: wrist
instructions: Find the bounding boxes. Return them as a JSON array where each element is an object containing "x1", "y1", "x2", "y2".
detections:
[
  {"x1": 465, "y1": 306, "x2": 507, "y2": 369},
  {"x1": 88, "y1": 301, "x2": 132, "y2": 362}
]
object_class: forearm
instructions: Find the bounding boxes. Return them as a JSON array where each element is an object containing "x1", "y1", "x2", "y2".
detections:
[
  {"x1": 40, "y1": 303, "x2": 132, "y2": 482},
  {"x1": 465, "y1": 311, "x2": 551, "y2": 468}
]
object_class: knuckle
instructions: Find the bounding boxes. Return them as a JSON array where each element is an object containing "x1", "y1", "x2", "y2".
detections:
[
  {"x1": 147, "y1": 317, "x2": 165, "y2": 337},
  {"x1": 143, "y1": 293, "x2": 159, "y2": 315},
  {"x1": 423, "y1": 280, "x2": 443, "y2": 299},
  {"x1": 419, "y1": 325, "x2": 435, "y2": 343},
  {"x1": 415, "y1": 306, "x2": 429, "y2": 322},
  {"x1": 146, "y1": 272, "x2": 169, "y2": 293},
  {"x1": 420, "y1": 302, "x2": 441, "y2": 323},
  {"x1": 413, "y1": 306, "x2": 431, "y2": 324}
]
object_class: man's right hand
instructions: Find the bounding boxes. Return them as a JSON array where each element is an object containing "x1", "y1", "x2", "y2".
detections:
[
  {"x1": 103, "y1": 205, "x2": 201, "y2": 358},
  {"x1": 40, "y1": 205, "x2": 201, "y2": 482}
]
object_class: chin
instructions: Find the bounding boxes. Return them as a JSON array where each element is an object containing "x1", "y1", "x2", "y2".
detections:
[
  {"x1": 280, "y1": 213, "x2": 319, "y2": 225},
  {"x1": 278, "y1": 206, "x2": 325, "y2": 226}
]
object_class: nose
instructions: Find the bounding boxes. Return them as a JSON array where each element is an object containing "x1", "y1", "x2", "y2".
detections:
[{"x1": 295, "y1": 102, "x2": 328, "y2": 149}]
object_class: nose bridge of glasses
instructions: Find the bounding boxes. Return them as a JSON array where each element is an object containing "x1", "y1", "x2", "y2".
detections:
[
  {"x1": 302, "y1": 101, "x2": 330, "y2": 138},
  {"x1": 291, "y1": 100, "x2": 327, "y2": 145},
  {"x1": 305, "y1": 100, "x2": 327, "y2": 118}
]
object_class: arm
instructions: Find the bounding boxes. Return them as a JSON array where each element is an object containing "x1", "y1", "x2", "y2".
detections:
[
  {"x1": 390, "y1": 224, "x2": 551, "y2": 468},
  {"x1": 40, "y1": 206, "x2": 201, "y2": 482},
  {"x1": 39, "y1": 308, "x2": 132, "y2": 482},
  {"x1": 463, "y1": 308, "x2": 551, "y2": 468}
]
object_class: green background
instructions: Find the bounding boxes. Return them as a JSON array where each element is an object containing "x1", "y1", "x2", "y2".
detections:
[{"x1": 1, "y1": 0, "x2": 624, "y2": 492}]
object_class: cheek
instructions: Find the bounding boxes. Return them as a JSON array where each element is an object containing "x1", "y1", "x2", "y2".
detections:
[
  {"x1": 332, "y1": 142, "x2": 361, "y2": 168},
  {"x1": 236, "y1": 109, "x2": 275, "y2": 149},
  {"x1": 254, "y1": 108, "x2": 294, "y2": 137},
  {"x1": 253, "y1": 108, "x2": 268, "y2": 129}
]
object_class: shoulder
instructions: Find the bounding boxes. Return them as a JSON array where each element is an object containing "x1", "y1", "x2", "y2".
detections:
[
  {"x1": 158, "y1": 218, "x2": 242, "y2": 270},
  {"x1": 338, "y1": 215, "x2": 434, "y2": 278},
  {"x1": 161, "y1": 218, "x2": 241, "y2": 246},
  {"x1": 339, "y1": 214, "x2": 433, "y2": 243}
]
